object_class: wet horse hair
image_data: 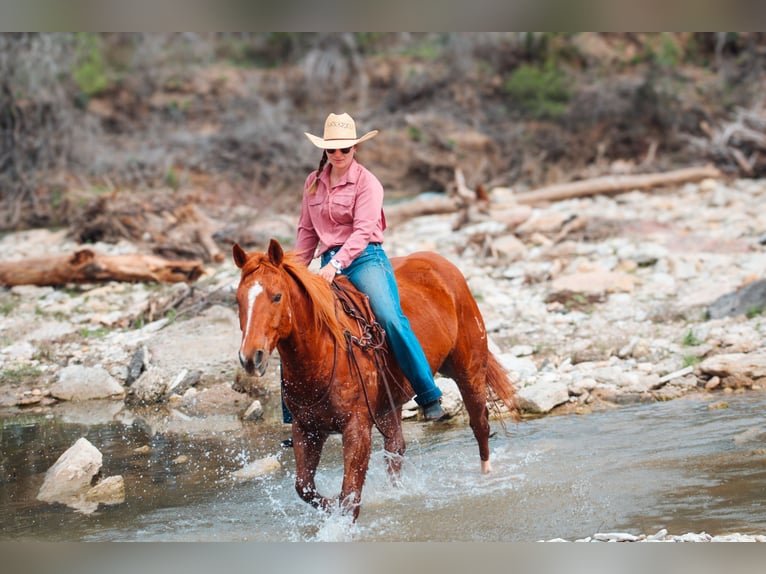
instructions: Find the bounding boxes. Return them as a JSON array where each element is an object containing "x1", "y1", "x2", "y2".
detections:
[{"x1": 233, "y1": 239, "x2": 518, "y2": 521}]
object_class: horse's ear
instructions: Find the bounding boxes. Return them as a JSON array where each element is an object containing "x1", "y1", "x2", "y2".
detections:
[
  {"x1": 267, "y1": 238, "x2": 284, "y2": 266},
  {"x1": 232, "y1": 243, "x2": 248, "y2": 269}
]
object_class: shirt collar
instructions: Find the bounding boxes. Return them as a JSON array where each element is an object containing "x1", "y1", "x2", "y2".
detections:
[{"x1": 320, "y1": 158, "x2": 360, "y2": 188}]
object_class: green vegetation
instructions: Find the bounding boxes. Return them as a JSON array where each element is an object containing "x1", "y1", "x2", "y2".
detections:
[
  {"x1": 682, "y1": 355, "x2": 702, "y2": 368},
  {"x1": 72, "y1": 33, "x2": 110, "y2": 98},
  {"x1": 0, "y1": 298, "x2": 18, "y2": 316},
  {"x1": 0, "y1": 364, "x2": 43, "y2": 384},
  {"x1": 407, "y1": 126, "x2": 423, "y2": 142},
  {"x1": 401, "y1": 34, "x2": 446, "y2": 60},
  {"x1": 503, "y1": 64, "x2": 571, "y2": 119},
  {"x1": 746, "y1": 306, "x2": 764, "y2": 319},
  {"x1": 682, "y1": 330, "x2": 702, "y2": 346},
  {"x1": 644, "y1": 33, "x2": 683, "y2": 69},
  {"x1": 78, "y1": 326, "x2": 110, "y2": 339},
  {"x1": 165, "y1": 167, "x2": 181, "y2": 190},
  {"x1": 34, "y1": 306, "x2": 67, "y2": 321}
]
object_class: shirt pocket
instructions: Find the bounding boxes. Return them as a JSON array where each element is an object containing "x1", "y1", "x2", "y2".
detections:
[
  {"x1": 329, "y1": 190, "x2": 355, "y2": 224},
  {"x1": 307, "y1": 196, "x2": 325, "y2": 220}
]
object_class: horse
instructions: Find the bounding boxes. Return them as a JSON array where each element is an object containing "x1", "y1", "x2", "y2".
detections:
[{"x1": 232, "y1": 239, "x2": 518, "y2": 521}]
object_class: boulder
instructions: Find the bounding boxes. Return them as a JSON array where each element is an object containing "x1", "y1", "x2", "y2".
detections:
[{"x1": 50, "y1": 365, "x2": 125, "y2": 401}]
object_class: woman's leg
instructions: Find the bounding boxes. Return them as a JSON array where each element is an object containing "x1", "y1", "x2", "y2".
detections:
[{"x1": 328, "y1": 245, "x2": 442, "y2": 407}]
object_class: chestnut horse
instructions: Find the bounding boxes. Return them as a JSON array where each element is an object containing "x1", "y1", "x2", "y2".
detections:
[{"x1": 233, "y1": 239, "x2": 517, "y2": 521}]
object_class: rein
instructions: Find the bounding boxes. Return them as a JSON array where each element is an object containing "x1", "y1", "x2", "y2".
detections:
[{"x1": 331, "y1": 281, "x2": 403, "y2": 438}]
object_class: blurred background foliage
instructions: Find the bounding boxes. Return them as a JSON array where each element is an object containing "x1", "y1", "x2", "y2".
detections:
[{"x1": 1, "y1": 32, "x2": 765, "y2": 229}]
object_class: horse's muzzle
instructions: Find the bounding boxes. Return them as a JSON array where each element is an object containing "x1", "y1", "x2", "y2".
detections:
[{"x1": 239, "y1": 349, "x2": 270, "y2": 377}]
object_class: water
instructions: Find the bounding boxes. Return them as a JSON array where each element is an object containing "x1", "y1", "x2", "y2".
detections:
[{"x1": 2, "y1": 391, "x2": 765, "y2": 541}]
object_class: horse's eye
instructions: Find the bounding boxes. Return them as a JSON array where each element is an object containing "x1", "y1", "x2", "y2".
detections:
[{"x1": 272, "y1": 293, "x2": 282, "y2": 303}]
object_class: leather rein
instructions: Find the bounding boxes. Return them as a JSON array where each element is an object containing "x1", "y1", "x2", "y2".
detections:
[{"x1": 331, "y1": 281, "x2": 405, "y2": 438}]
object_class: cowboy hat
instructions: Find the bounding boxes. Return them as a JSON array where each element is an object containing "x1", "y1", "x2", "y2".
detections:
[{"x1": 304, "y1": 112, "x2": 379, "y2": 149}]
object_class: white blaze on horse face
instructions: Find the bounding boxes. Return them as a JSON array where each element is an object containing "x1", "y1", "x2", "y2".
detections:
[{"x1": 242, "y1": 281, "x2": 264, "y2": 344}]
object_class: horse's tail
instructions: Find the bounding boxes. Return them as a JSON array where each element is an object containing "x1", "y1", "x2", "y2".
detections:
[{"x1": 486, "y1": 352, "x2": 520, "y2": 422}]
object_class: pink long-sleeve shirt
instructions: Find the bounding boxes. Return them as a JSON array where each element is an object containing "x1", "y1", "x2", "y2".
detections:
[{"x1": 294, "y1": 159, "x2": 386, "y2": 269}]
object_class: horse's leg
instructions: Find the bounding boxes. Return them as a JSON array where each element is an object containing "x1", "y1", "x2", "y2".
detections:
[
  {"x1": 292, "y1": 424, "x2": 334, "y2": 512},
  {"x1": 447, "y1": 362, "x2": 494, "y2": 474},
  {"x1": 460, "y1": 376, "x2": 492, "y2": 474},
  {"x1": 339, "y1": 418, "x2": 373, "y2": 521},
  {"x1": 378, "y1": 407, "x2": 406, "y2": 485}
]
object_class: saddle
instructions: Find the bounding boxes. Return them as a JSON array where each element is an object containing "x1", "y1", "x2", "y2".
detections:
[{"x1": 331, "y1": 279, "x2": 386, "y2": 352}]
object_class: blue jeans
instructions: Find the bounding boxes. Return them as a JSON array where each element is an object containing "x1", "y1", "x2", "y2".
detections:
[
  {"x1": 281, "y1": 243, "x2": 442, "y2": 423},
  {"x1": 323, "y1": 243, "x2": 442, "y2": 406}
]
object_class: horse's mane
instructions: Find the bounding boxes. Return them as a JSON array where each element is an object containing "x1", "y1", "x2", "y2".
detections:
[{"x1": 242, "y1": 250, "x2": 347, "y2": 348}]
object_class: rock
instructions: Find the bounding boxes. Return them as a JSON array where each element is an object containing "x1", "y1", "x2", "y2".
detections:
[
  {"x1": 164, "y1": 369, "x2": 202, "y2": 399},
  {"x1": 37, "y1": 437, "x2": 102, "y2": 506},
  {"x1": 36, "y1": 437, "x2": 123, "y2": 513},
  {"x1": 436, "y1": 377, "x2": 463, "y2": 417},
  {"x1": 2, "y1": 341, "x2": 36, "y2": 361},
  {"x1": 129, "y1": 367, "x2": 169, "y2": 404},
  {"x1": 645, "y1": 528, "x2": 668, "y2": 541},
  {"x1": 50, "y1": 365, "x2": 125, "y2": 401},
  {"x1": 699, "y1": 353, "x2": 766, "y2": 379},
  {"x1": 490, "y1": 234, "x2": 527, "y2": 261},
  {"x1": 517, "y1": 382, "x2": 569, "y2": 414},
  {"x1": 232, "y1": 456, "x2": 281, "y2": 480},
  {"x1": 708, "y1": 278, "x2": 766, "y2": 319},
  {"x1": 243, "y1": 399, "x2": 264, "y2": 421},
  {"x1": 126, "y1": 345, "x2": 151, "y2": 386},
  {"x1": 733, "y1": 427, "x2": 766, "y2": 445},
  {"x1": 84, "y1": 475, "x2": 125, "y2": 507},
  {"x1": 551, "y1": 270, "x2": 636, "y2": 295},
  {"x1": 146, "y1": 305, "x2": 241, "y2": 375},
  {"x1": 498, "y1": 354, "x2": 538, "y2": 380},
  {"x1": 593, "y1": 532, "x2": 641, "y2": 542}
]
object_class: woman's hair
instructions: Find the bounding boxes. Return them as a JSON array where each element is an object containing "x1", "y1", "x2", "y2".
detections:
[{"x1": 308, "y1": 152, "x2": 328, "y2": 194}]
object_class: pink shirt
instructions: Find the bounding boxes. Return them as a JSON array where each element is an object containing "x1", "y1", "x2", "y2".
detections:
[{"x1": 294, "y1": 159, "x2": 386, "y2": 269}]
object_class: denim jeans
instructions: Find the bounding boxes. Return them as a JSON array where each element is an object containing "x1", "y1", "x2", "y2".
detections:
[{"x1": 322, "y1": 243, "x2": 442, "y2": 406}]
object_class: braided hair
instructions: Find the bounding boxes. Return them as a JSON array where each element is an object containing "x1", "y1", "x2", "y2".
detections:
[{"x1": 308, "y1": 152, "x2": 328, "y2": 194}]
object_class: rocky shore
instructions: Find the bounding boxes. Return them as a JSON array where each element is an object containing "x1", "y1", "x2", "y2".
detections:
[{"x1": 1, "y1": 175, "x2": 765, "y2": 422}]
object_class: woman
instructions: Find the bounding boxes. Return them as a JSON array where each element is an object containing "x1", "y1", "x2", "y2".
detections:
[{"x1": 284, "y1": 112, "x2": 445, "y2": 433}]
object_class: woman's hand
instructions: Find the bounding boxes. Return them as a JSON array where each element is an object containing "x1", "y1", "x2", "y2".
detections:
[{"x1": 318, "y1": 262, "x2": 337, "y2": 283}]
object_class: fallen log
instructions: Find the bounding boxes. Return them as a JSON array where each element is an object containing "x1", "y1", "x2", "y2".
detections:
[
  {"x1": 383, "y1": 195, "x2": 460, "y2": 228},
  {"x1": 0, "y1": 249, "x2": 205, "y2": 287},
  {"x1": 514, "y1": 165, "x2": 722, "y2": 205}
]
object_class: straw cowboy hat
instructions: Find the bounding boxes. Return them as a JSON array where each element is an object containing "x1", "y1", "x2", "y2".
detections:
[{"x1": 304, "y1": 112, "x2": 379, "y2": 149}]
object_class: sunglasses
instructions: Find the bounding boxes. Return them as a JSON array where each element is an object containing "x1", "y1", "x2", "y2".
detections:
[{"x1": 326, "y1": 147, "x2": 352, "y2": 155}]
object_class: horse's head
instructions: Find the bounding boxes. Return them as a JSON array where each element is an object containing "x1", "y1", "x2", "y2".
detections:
[{"x1": 232, "y1": 239, "x2": 292, "y2": 376}]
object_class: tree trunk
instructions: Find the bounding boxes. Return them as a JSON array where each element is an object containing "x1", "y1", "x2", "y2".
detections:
[
  {"x1": 0, "y1": 249, "x2": 205, "y2": 287},
  {"x1": 514, "y1": 165, "x2": 722, "y2": 205}
]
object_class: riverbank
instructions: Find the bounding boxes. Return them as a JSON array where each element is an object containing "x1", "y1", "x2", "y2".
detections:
[{"x1": 1, "y1": 175, "x2": 765, "y2": 423}]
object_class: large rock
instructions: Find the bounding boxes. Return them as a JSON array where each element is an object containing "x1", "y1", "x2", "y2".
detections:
[
  {"x1": 517, "y1": 382, "x2": 570, "y2": 414},
  {"x1": 551, "y1": 270, "x2": 636, "y2": 295},
  {"x1": 37, "y1": 437, "x2": 102, "y2": 504},
  {"x1": 50, "y1": 365, "x2": 125, "y2": 401},
  {"x1": 37, "y1": 437, "x2": 125, "y2": 514},
  {"x1": 708, "y1": 278, "x2": 766, "y2": 319},
  {"x1": 699, "y1": 352, "x2": 766, "y2": 379},
  {"x1": 232, "y1": 456, "x2": 281, "y2": 480}
]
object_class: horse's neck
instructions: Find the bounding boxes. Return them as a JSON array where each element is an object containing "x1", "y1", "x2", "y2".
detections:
[{"x1": 278, "y1": 282, "x2": 336, "y2": 370}]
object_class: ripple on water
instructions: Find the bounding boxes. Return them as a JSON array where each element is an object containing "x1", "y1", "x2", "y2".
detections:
[{"x1": 4, "y1": 390, "x2": 766, "y2": 541}]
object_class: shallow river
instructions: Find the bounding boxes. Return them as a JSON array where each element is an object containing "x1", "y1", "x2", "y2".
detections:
[{"x1": 2, "y1": 390, "x2": 765, "y2": 542}]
